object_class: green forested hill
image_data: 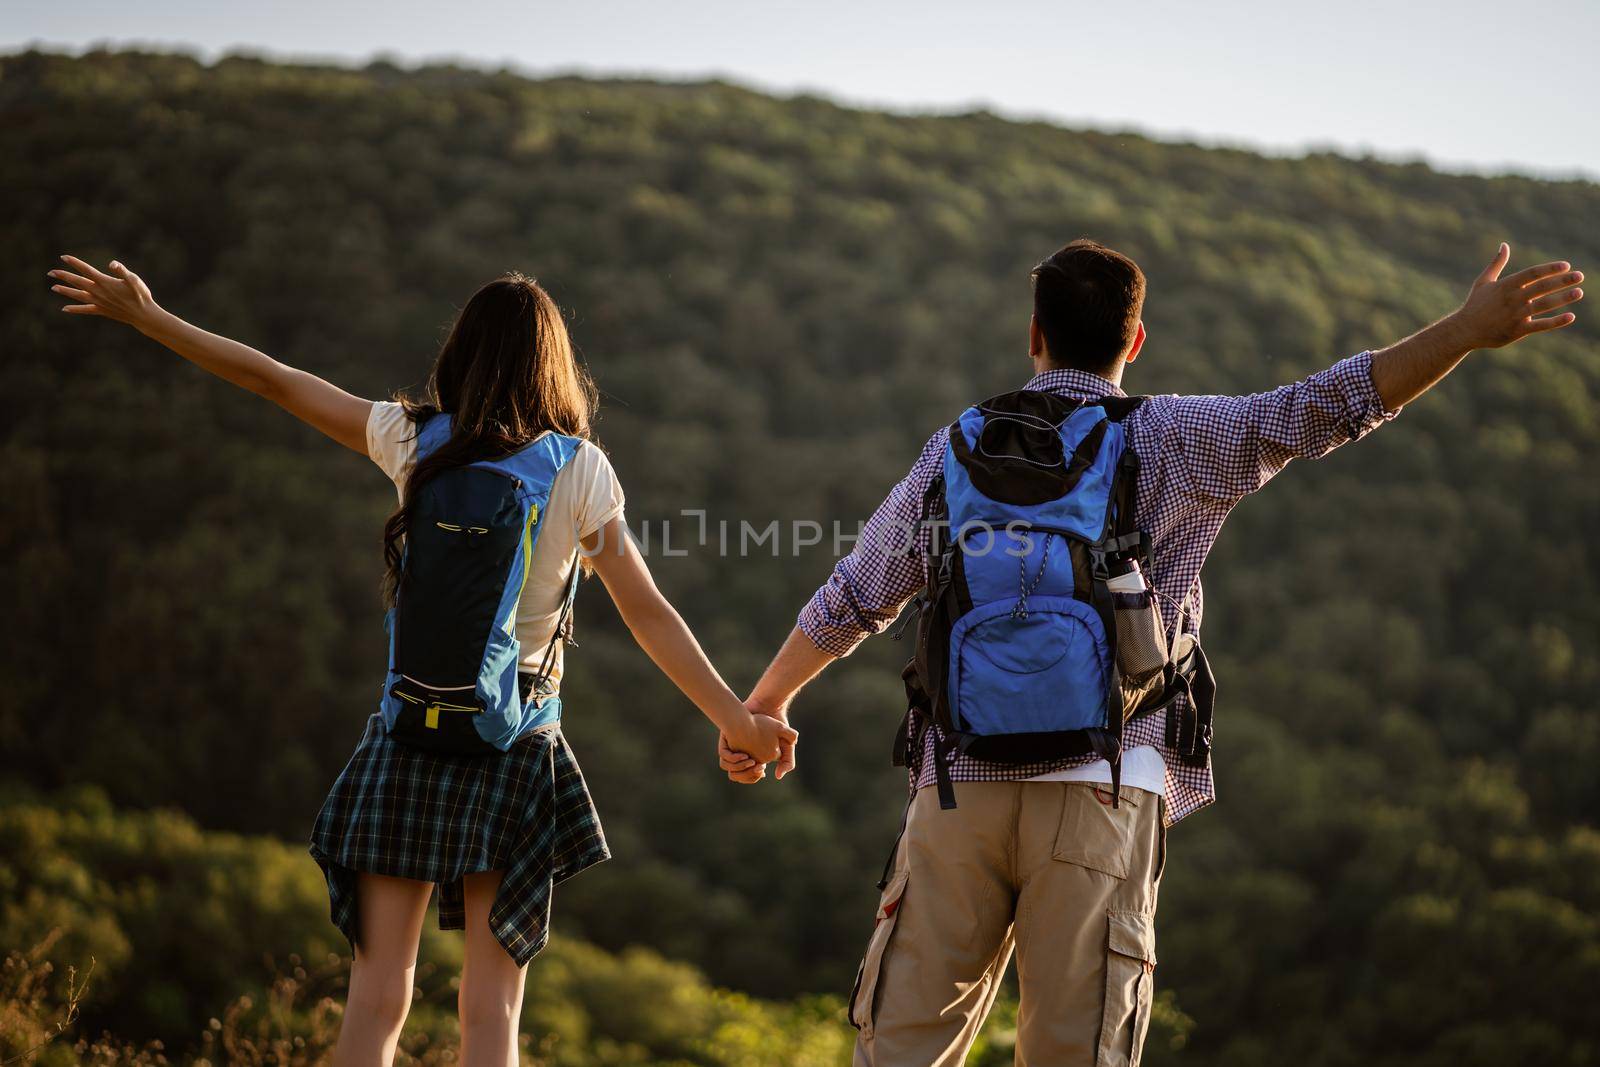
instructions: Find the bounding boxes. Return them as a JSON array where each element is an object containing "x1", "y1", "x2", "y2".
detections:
[{"x1": 1, "y1": 49, "x2": 1597, "y2": 1066}]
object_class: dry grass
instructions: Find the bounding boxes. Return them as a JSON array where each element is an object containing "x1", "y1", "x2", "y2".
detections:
[
  {"x1": 1, "y1": 930, "x2": 99, "y2": 1065},
  {"x1": 0, "y1": 934, "x2": 478, "y2": 1066}
]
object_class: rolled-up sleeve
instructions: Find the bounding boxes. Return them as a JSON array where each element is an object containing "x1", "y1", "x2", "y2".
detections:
[
  {"x1": 1167, "y1": 351, "x2": 1399, "y2": 502},
  {"x1": 797, "y1": 430, "x2": 948, "y2": 658}
]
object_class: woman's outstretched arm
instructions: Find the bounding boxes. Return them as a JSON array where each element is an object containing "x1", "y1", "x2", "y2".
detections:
[
  {"x1": 49, "y1": 254, "x2": 372, "y2": 453},
  {"x1": 582, "y1": 517, "x2": 797, "y2": 763}
]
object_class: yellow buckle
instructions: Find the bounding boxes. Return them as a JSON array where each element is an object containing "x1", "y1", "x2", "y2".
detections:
[{"x1": 425, "y1": 704, "x2": 440, "y2": 729}]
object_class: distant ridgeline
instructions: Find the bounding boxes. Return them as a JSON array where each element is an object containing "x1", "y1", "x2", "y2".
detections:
[{"x1": 1, "y1": 50, "x2": 1596, "y2": 1067}]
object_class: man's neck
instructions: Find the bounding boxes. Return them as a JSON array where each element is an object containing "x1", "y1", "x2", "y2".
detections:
[{"x1": 1031, "y1": 359, "x2": 1124, "y2": 389}]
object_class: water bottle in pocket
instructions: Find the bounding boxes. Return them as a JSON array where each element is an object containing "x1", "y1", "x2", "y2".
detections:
[{"x1": 1109, "y1": 560, "x2": 1168, "y2": 680}]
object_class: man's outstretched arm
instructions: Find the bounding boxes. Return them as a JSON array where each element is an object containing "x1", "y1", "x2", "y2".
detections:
[
  {"x1": 1172, "y1": 243, "x2": 1583, "y2": 503},
  {"x1": 1368, "y1": 243, "x2": 1582, "y2": 410}
]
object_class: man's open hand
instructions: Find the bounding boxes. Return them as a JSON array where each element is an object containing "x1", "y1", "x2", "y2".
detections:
[{"x1": 1453, "y1": 243, "x2": 1582, "y2": 349}]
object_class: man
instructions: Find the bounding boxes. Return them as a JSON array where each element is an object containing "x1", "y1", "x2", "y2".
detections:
[{"x1": 719, "y1": 239, "x2": 1583, "y2": 1066}]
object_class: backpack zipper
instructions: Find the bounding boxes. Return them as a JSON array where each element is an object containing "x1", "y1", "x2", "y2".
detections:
[{"x1": 505, "y1": 501, "x2": 539, "y2": 633}]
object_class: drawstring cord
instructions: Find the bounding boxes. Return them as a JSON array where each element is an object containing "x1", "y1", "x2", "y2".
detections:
[
  {"x1": 1013, "y1": 532, "x2": 1054, "y2": 618},
  {"x1": 974, "y1": 408, "x2": 1073, "y2": 469}
]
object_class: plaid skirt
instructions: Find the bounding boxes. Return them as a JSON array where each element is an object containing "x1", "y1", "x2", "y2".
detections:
[{"x1": 309, "y1": 713, "x2": 609, "y2": 966}]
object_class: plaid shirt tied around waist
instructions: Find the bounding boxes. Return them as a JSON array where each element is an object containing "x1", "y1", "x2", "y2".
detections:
[
  {"x1": 310, "y1": 713, "x2": 609, "y2": 966},
  {"x1": 797, "y1": 353, "x2": 1398, "y2": 824}
]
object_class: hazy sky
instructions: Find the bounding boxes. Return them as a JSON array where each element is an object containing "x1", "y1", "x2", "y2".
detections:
[{"x1": 8, "y1": 0, "x2": 1597, "y2": 180}]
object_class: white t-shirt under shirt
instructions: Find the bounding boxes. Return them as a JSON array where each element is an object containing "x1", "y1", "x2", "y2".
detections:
[
  {"x1": 1027, "y1": 746, "x2": 1168, "y2": 798},
  {"x1": 366, "y1": 401, "x2": 625, "y2": 693}
]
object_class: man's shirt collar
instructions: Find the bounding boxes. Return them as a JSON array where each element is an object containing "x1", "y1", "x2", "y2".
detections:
[{"x1": 1021, "y1": 366, "x2": 1126, "y2": 400}]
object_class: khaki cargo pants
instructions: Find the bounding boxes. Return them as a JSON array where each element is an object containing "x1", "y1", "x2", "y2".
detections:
[{"x1": 850, "y1": 781, "x2": 1165, "y2": 1066}]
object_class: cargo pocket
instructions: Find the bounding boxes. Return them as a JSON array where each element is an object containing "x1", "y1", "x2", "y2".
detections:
[
  {"x1": 848, "y1": 868, "x2": 909, "y2": 1036},
  {"x1": 1096, "y1": 911, "x2": 1156, "y2": 1067},
  {"x1": 1053, "y1": 782, "x2": 1142, "y2": 879}
]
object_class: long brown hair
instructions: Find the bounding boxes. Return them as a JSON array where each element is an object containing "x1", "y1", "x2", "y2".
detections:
[{"x1": 382, "y1": 273, "x2": 598, "y2": 602}]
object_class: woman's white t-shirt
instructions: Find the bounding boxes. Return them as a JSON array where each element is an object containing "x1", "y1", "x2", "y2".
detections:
[{"x1": 366, "y1": 401, "x2": 624, "y2": 692}]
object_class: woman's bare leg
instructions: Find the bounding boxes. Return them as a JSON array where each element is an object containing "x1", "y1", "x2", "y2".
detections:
[
  {"x1": 332, "y1": 872, "x2": 433, "y2": 1067},
  {"x1": 458, "y1": 871, "x2": 528, "y2": 1067}
]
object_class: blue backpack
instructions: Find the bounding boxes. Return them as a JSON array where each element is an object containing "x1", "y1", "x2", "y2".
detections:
[
  {"x1": 379, "y1": 415, "x2": 584, "y2": 756},
  {"x1": 899, "y1": 389, "x2": 1212, "y2": 808}
]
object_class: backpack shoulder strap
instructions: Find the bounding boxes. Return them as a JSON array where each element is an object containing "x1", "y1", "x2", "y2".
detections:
[
  {"x1": 1097, "y1": 395, "x2": 1148, "y2": 422},
  {"x1": 506, "y1": 431, "x2": 584, "y2": 483},
  {"x1": 413, "y1": 411, "x2": 454, "y2": 462},
  {"x1": 518, "y1": 434, "x2": 590, "y2": 696},
  {"x1": 526, "y1": 555, "x2": 582, "y2": 695}
]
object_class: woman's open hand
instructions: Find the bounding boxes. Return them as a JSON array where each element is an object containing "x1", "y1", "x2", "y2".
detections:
[
  {"x1": 45, "y1": 254, "x2": 373, "y2": 453},
  {"x1": 48, "y1": 255, "x2": 163, "y2": 330}
]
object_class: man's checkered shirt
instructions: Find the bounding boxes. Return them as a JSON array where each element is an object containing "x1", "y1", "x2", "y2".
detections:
[{"x1": 797, "y1": 354, "x2": 1397, "y2": 823}]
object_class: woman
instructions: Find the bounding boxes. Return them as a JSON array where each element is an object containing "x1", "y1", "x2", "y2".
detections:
[{"x1": 48, "y1": 255, "x2": 795, "y2": 1067}]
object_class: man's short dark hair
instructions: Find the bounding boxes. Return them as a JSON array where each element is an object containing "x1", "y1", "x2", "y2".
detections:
[{"x1": 1031, "y1": 239, "x2": 1146, "y2": 375}]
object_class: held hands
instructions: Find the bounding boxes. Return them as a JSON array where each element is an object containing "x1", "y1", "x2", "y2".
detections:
[
  {"x1": 1451, "y1": 243, "x2": 1583, "y2": 349},
  {"x1": 48, "y1": 255, "x2": 163, "y2": 331},
  {"x1": 721, "y1": 702, "x2": 797, "y2": 773},
  {"x1": 718, "y1": 698, "x2": 796, "y2": 784}
]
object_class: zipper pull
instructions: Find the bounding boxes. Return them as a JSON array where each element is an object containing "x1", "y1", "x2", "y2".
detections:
[{"x1": 892, "y1": 596, "x2": 925, "y2": 641}]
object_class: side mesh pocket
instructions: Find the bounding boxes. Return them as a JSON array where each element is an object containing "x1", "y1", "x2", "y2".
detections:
[
  {"x1": 1097, "y1": 911, "x2": 1157, "y2": 1067},
  {"x1": 1111, "y1": 590, "x2": 1167, "y2": 679},
  {"x1": 848, "y1": 868, "x2": 909, "y2": 1036}
]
